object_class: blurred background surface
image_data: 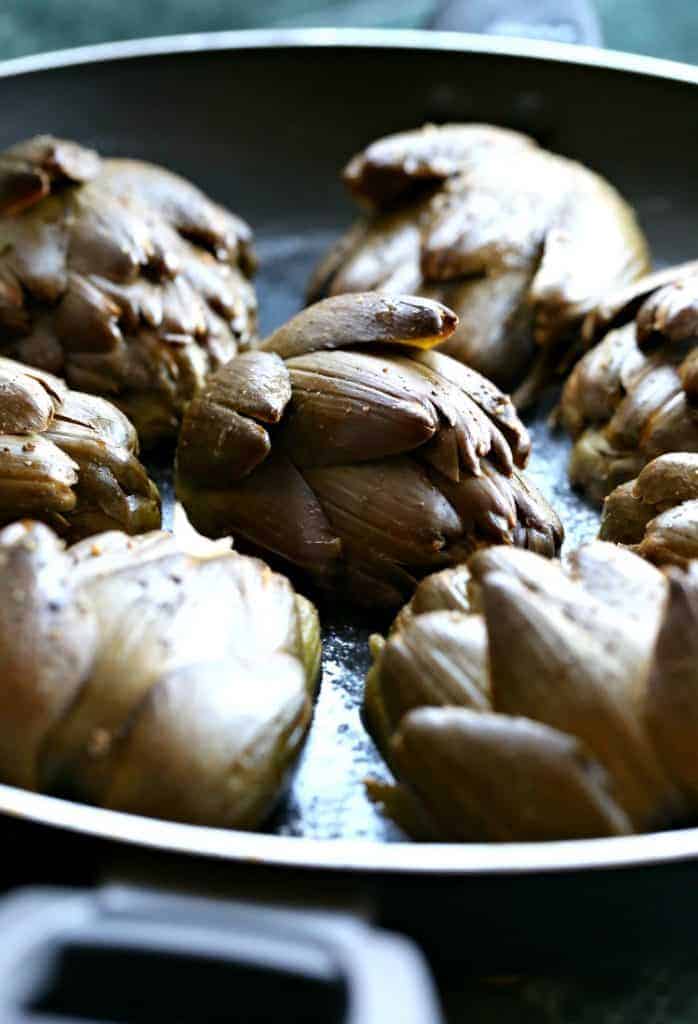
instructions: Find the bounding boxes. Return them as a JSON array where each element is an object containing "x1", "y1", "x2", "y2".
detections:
[{"x1": 0, "y1": 0, "x2": 696, "y2": 63}]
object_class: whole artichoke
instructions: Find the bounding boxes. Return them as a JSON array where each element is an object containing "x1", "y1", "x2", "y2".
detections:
[
  {"x1": 0, "y1": 518, "x2": 320, "y2": 829},
  {"x1": 0, "y1": 135, "x2": 257, "y2": 445},
  {"x1": 365, "y1": 541, "x2": 698, "y2": 841},
  {"x1": 0, "y1": 355, "x2": 159, "y2": 539},
  {"x1": 600, "y1": 452, "x2": 698, "y2": 566},
  {"x1": 308, "y1": 124, "x2": 649, "y2": 407},
  {"x1": 560, "y1": 261, "x2": 698, "y2": 504},
  {"x1": 176, "y1": 293, "x2": 563, "y2": 608}
]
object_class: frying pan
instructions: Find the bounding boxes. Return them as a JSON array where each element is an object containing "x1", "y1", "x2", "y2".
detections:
[{"x1": 1, "y1": 26, "x2": 698, "y2": 980}]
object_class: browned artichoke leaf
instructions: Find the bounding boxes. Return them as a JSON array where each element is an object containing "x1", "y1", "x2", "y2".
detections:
[
  {"x1": 605, "y1": 363, "x2": 683, "y2": 451},
  {"x1": 420, "y1": 169, "x2": 550, "y2": 280},
  {"x1": 69, "y1": 528, "x2": 181, "y2": 582},
  {"x1": 261, "y1": 293, "x2": 457, "y2": 360},
  {"x1": 392, "y1": 563, "x2": 472, "y2": 633},
  {"x1": 635, "y1": 452, "x2": 698, "y2": 505},
  {"x1": 0, "y1": 137, "x2": 99, "y2": 217},
  {"x1": 102, "y1": 655, "x2": 310, "y2": 829},
  {"x1": 177, "y1": 351, "x2": 291, "y2": 486},
  {"x1": 0, "y1": 358, "x2": 58, "y2": 432},
  {"x1": 98, "y1": 159, "x2": 255, "y2": 269},
  {"x1": 410, "y1": 348, "x2": 530, "y2": 469},
  {"x1": 599, "y1": 480, "x2": 656, "y2": 545},
  {"x1": 637, "y1": 501, "x2": 698, "y2": 567},
  {"x1": 40, "y1": 542, "x2": 308, "y2": 803},
  {"x1": 0, "y1": 521, "x2": 97, "y2": 789},
  {"x1": 5, "y1": 207, "x2": 70, "y2": 302},
  {"x1": 281, "y1": 349, "x2": 438, "y2": 467},
  {"x1": 179, "y1": 450, "x2": 342, "y2": 574},
  {"x1": 582, "y1": 261, "x2": 698, "y2": 345},
  {"x1": 304, "y1": 456, "x2": 462, "y2": 571},
  {"x1": 647, "y1": 566, "x2": 698, "y2": 806},
  {"x1": 365, "y1": 609, "x2": 490, "y2": 759},
  {"x1": 640, "y1": 392, "x2": 698, "y2": 460},
  {"x1": 0, "y1": 434, "x2": 78, "y2": 519},
  {"x1": 478, "y1": 565, "x2": 678, "y2": 827},
  {"x1": 54, "y1": 388, "x2": 139, "y2": 452},
  {"x1": 0, "y1": 138, "x2": 257, "y2": 445},
  {"x1": 436, "y1": 461, "x2": 518, "y2": 542},
  {"x1": 680, "y1": 348, "x2": 698, "y2": 402},
  {"x1": 635, "y1": 273, "x2": 698, "y2": 349},
  {"x1": 565, "y1": 540, "x2": 667, "y2": 630},
  {"x1": 343, "y1": 123, "x2": 534, "y2": 208},
  {"x1": 508, "y1": 469, "x2": 564, "y2": 555},
  {"x1": 325, "y1": 206, "x2": 424, "y2": 295},
  {"x1": 387, "y1": 707, "x2": 632, "y2": 841},
  {"x1": 68, "y1": 185, "x2": 162, "y2": 283},
  {"x1": 559, "y1": 323, "x2": 646, "y2": 439},
  {"x1": 531, "y1": 170, "x2": 649, "y2": 346},
  {"x1": 568, "y1": 428, "x2": 645, "y2": 505},
  {"x1": 5, "y1": 135, "x2": 100, "y2": 187}
]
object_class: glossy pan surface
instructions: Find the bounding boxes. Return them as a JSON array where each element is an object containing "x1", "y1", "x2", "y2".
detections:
[{"x1": 1, "y1": 28, "x2": 698, "y2": 884}]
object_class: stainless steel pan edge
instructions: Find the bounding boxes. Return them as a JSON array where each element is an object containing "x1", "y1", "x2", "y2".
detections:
[
  {"x1": 0, "y1": 28, "x2": 697, "y2": 882},
  {"x1": 4, "y1": 780, "x2": 698, "y2": 876},
  {"x1": 4, "y1": 26, "x2": 698, "y2": 89}
]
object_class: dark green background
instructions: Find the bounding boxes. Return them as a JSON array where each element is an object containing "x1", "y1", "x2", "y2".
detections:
[{"x1": 3, "y1": 1, "x2": 698, "y2": 1022}]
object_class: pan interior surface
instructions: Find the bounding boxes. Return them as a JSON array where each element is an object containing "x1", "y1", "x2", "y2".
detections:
[{"x1": 1, "y1": 31, "x2": 697, "y2": 867}]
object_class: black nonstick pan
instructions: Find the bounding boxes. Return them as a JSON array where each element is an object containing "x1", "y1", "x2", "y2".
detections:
[{"x1": 1, "y1": 27, "x2": 698, "y2": 988}]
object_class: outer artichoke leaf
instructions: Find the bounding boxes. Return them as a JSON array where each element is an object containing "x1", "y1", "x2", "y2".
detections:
[
  {"x1": 261, "y1": 293, "x2": 457, "y2": 359},
  {"x1": 0, "y1": 521, "x2": 97, "y2": 790},
  {"x1": 389, "y1": 707, "x2": 632, "y2": 841},
  {"x1": 480, "y1": 568, "x2": 679, "y2": 828}
]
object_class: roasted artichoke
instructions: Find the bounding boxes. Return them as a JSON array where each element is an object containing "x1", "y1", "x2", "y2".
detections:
[
  {"x1": 600, "y1": 452, "x2": 698, "y2": 566},
  {"x1": 309, "y1": 124, "x2": 649, "y2": 407},
  {"x1": 0, "y1": 518, "x2": 320, "y2": 829},
  {"x1": 0, "y1": 135, "x2": 257, "y2": 444},
  {"x1": 176, "y1": 293, "x2": 563, "y2": 608},
  {"x1": 365, "y1": 541, "x2": 698, "y2": 841},
  {"x1": 0, "y1": 355, "x2": 159, "y2": 539},
  {"x1": 560, "y1": 261, "x2": 698, "y2": 504}
]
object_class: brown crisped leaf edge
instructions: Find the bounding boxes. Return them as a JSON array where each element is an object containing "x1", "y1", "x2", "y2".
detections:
[
  {"x1": 365, "y1": 542, "x2": 698, "y2": 841},
  {"x1": 560, "y1": 261, "x2": 698, "y2": 504},
  {"x1": 0, "y1": 354, "x2": 160, "y2": 539},
  {"x1": 0, "y1": 519, "x2": 321, "y2": 830},
  {"x1": 176, "y1": 292, "x2": 563, "y2": 609},
  {"x1": 308, "y1": 123, "x2": 649, "y2": 408},
  {"x1": 0, "y1": 134, "x2": 257, "y2": 446}
]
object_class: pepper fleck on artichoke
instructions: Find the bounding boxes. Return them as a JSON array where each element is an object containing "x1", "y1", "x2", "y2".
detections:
[
  {"x1": 0, "y1": 355, "x2": 160, "y2": 539},
  {"x1": 308, "y1": 124, "x2": 649, "y2": 407},
  {"x1": 560, "y1": 261, "x2": 698, "y2": 504},
  {"x1": 176, "y1": 293, "x2": 563, "y2": 608},
  {"x1": 364, "y1": 541, "x2": 698, "y2": 841},
  {"x1": 0, "y1": 518, "x2": 320, "y2": 829},
  {"x1": 0, "y1": 135, "x2": 257, "y2": 445},
  {"x1": 600, "y1": 452, "x2": 698, "y2": 567}
]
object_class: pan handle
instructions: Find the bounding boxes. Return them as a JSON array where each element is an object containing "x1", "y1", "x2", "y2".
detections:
[
  {"x1": 0, "y1": 885, "x2": 444, "y2": 1024},
  {"x1": 429, "y1": 0, "x2": 603, "y2": 47}
]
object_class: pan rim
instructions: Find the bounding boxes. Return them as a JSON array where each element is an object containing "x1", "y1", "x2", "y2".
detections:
[
  {"x1": 2, "y1": 780, "x2": 698, "y2": 875},
  {"x1": 2, "y1": 26, "x2": 698, "y2": 876},
  {"x1": 0, "y1": 25, "x2": 697, "y2": 89}
]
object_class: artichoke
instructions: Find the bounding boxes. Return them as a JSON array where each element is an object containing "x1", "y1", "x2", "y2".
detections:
[
  {"x1": 0, "y1": 518, "x2": 320, "y2": 829},
  {"x1": 176, "y1": 293, "x2": 563, "y2": 608},
  {"x1": 600, "y1": 452, "x2": 698, "y2": 566},
  {"x1": 0, "y1": 354, "x2": 159, "y2": 539},
  {"x1": 560, "y1": 261, "x2": 698, "y2": 504},
  {"x1": 0, "y1": 135, "x2": 257, "y2": 445},
  {"x1": 364, "y1": 541, "x2": 698, "y2": 841},
  {"x1": 309, "y1": 124, "x2": 648, "y2": 407}
]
